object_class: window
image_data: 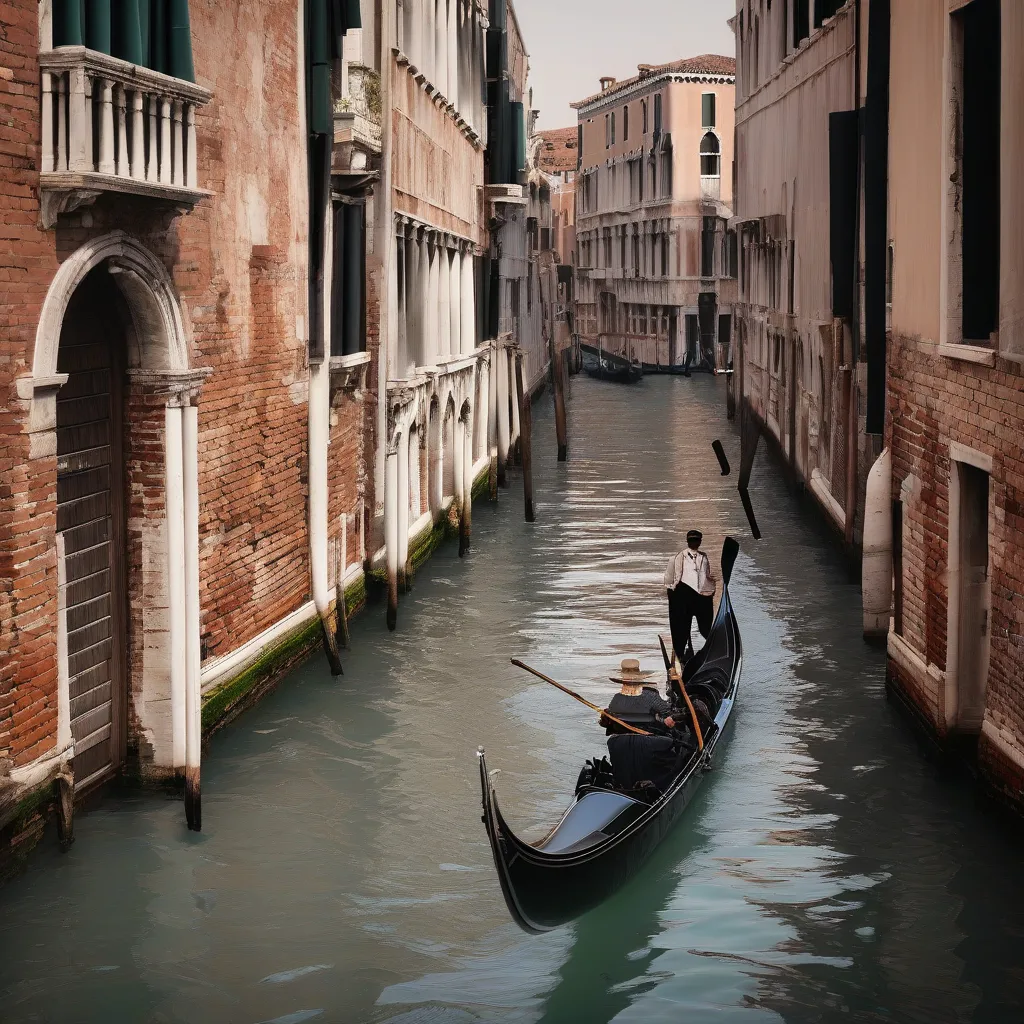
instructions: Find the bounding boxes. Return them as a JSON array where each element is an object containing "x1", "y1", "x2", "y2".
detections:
[
  {"x1": 610, "y1": 112, "x2": 616, "y2": 145},
  {"x1": 954, "y1": 0, "x2": 1001, "y2": 344},
  {"x1": 605, "y1": 113, "x2": 610, "y2": 149},
  {"x1": 661, "y1": 233, "x2": 669, "y2": 276},
  {"x1": 527, "y1": 269, "x2": 533, "y2": 312},
  {"x1": 700, "y1": 132, "x2": 721, "y2": 176},
  {"x1": 641, "y1": 99, "x2": 648, "y2": 134},
  {"x1": 603, "y1": 228, "x2": 612, "y2": 266},
  {"x1": 631, "y1": 231, "x2": 639, "y2": 273},
  {"x1": 623, "y1": 105, "x2": 629, "y2": 141},
  {"x1": 620, "y1": 229, "x2": 626, "y2": 269},
  {"x1": 330, "y1": 199, "x2": 367, "y2": 356},
  {"x1": 702, "y1": 92, "x2": 716, "y2": 129},
  {"x1": 653, "y1": 93, "x2": 662, "y2": 136},
  {"x1": 510, "y1": 278, "x2": 521, "y2": 319},
  {"x1": 661, "y1": 141, "x2": 673, "y2": 196},
  {"x1": 701, "y1": 217, "x2": 715, "y2": 277}
]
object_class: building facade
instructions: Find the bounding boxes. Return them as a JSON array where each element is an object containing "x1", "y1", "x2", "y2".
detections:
[
  {"x1": 572, "y1": 55, "x2": 737, "y2": 373},
  {"x1": 729, "y1": 0, "x2": 887, "y2": 555},
  {"x1": 1, "y1": 0, "x2": 543, "y2": 870},
  {"x1": 0, "y1": 0, "x2": 375, "y2": 855},
  {"x1": 880, "y1": 0, "x2": 1024, "y2": 814}
]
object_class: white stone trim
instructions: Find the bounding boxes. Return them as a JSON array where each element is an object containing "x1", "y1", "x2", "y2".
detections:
[{"x1": 937, "y1": 343, "x2": 997, "y2": 367}]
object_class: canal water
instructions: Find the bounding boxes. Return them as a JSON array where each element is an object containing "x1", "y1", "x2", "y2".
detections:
[{"x1": 3, "y1": 376, "x2": 1023, "y2": 1024}]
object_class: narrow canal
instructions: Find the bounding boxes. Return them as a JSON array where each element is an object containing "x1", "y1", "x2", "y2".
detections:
[{"x1": 3, "y1": 377, "x2": 1023, "y2": 1024}]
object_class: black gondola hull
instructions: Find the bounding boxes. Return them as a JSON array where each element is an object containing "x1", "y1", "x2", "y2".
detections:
[{"x1": 480, "y1": 552, "x2": 742, "y2": 932}]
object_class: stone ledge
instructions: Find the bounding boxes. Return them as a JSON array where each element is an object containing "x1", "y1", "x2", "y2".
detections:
[{"x1": 937, "y1": 342, "x2": 997, "y2": 367}]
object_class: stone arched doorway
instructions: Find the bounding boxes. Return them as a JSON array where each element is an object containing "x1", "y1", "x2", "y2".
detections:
[
  {"x1": 31, "y1": 231, "x2": 205, "y2": 809},
  {"x1": 55, "y1": 266, "x2": 131, "y2": 790}
]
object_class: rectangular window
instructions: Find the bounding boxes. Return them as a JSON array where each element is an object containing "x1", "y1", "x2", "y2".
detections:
[
  {"x1": 653, "y1": 93, "x2": 662, "y2": 136},
  {"x1": 631, "y1": 232, "x2": 639, "y2": 272},
  {"x1": 623, "y1": 104, "x2": 629, "y2": 141},
  {"x1": 701, "y1": 216, "x2": 715, "y2": 277},
  {"x1": 794, "y1": 0, "x2": 809, "y2": 48},
  {"x1": 605, "y1": 114, "x2": 610, "y2": 149},
  {"x1": 728, "y1": 230, "x2": 738, "y2": 279},
  {"x1": 527, "y1": 270, "x2": 533, "y2": 312},
  {"x1": 661, "y1": 233, "x2": 670, "y2": 276},
  {"x1": 955, "y1": 0, "x2": 1001, "y2": 344},
  {"x1": 620, "y1": 230, "x2": 626, "y2": 270},
  {"x1": 702, "y1": 92, "x2": 716, "y2": 129},
  {"x1": 610, "y1": 112, "x2": 616, "y2": 145},
  {"x1": 330, "y1": 199, "x2": 367, "y2": 356}
]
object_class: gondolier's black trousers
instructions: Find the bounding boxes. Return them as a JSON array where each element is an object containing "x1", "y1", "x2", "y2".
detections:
[{"x1": 667, "y1": 583, "x2": 713, "y2": 662}]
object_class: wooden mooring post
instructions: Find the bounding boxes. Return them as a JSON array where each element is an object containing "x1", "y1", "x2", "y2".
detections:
[
  {"x1": 336, "y1": 514, "x2": 351, "y2": 649},
  {"x1": 514, "y1": 350, "x2": 535, "y2": 522},
  {"x1": 553, "y1": 346, "x2": 568, "y2": 462}
]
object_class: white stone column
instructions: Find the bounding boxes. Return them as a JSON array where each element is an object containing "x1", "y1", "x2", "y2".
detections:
[
  {"x1": 165, "y1": 403, "x2": 187, "y2": 771},
  {"x1": 396, "y1": 221, "x2": 408, "y2": 375},
  {"x1": 438, "y1": 241, "x2": 452, "y2": 358},
  {"x1": 397, "y1": 427, "x2": 410, "y2": 586},
  {"x1": 447, "y1": 0, "x2": 458, "y2": 108},
  {"x1": 406, "y1": 229, "x2": 422, "y2": 369},
  {"x1": 182, "y1": 402, "x2": 202, "y2": 830},
  {"x1": 423, "y1": 0, "x2": 435, "y2": 82},
  {"x1": 426, "y1": 236, "x2": 440, "y2": 364},
  {"x1": 461, "y1": 244, "x2": 475, "y2": 354},
  {"x1": 435, "y1": 0, "x2": 447, "y2": 95},
  {"x1": 385, "y1": 443, "x2": 399, "y2": 629},
  {"x1": 449, "y1": 246, "x2": 462, "y2": 356},
  {"x1": 476, "y1": 352, "x2": 490, "y2": 460},
  {"x1": 496, "y1": 345, "x2": 510, "y2": 473}
]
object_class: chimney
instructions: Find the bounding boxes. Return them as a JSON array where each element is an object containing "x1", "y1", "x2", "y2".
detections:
[{"x1": 599, "y1": 76, "x2": 617, "y2": 91}]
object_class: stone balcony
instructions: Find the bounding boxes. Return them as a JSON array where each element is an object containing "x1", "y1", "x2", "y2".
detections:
[{"x1": 38, "y1": 46, "x2": 212, "y2": 228}]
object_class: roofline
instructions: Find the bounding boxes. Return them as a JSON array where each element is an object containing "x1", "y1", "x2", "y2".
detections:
[{"x1": 571, "y1": 71, "x2": 735, "y2": 115}]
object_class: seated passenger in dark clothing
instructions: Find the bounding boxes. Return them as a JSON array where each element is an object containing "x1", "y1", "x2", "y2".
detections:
[{"x1": 602, "y1": 660, "x2": 676, "y2": 734}]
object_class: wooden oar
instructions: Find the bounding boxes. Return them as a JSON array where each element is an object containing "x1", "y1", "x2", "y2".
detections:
[
  {"x1": 658, "y1": 634, "x2": 704, "y2": 751},
  {"x1": 511, "y1": 659, "x2": 652, "y2": 737}
]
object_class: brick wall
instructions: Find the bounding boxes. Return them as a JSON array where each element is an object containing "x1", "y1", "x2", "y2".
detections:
[
  {"x1": 886, "y1": 331, "x2": 1024, "y2": 753},
  {"x1": 0, "y1": 0, "x2": 359, "y2": 782}
]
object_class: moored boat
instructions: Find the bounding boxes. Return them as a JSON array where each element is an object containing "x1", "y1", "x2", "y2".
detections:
[{"x1": 479, "y1": 539, "x2": 742, "y2": 933}]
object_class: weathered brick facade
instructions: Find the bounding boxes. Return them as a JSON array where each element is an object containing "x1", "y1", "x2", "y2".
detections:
[
  {"x1": 1, "y1": 0, "x2": 377, "y2": 858},
  {"x1": 884, "y1": 0, "x2": 1024, "y2": 814}
]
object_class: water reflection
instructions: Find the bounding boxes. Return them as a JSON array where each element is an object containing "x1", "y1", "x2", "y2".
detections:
[{"x1": 2, "y1": 377, "x2": 1024, "y2": 1024}]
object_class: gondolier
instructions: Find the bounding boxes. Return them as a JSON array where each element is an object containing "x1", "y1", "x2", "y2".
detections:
[{"x1": 664, "y1": 530, "x2": 717, "y2": 664}]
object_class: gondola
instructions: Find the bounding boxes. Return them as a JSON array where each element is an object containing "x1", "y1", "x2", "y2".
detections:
[
  {"x1": 583, "y1": 356, "x2": 643, "y2": 384},
  {"x1": 479, "y1": 538, "x2": 742, "y2": 933}
]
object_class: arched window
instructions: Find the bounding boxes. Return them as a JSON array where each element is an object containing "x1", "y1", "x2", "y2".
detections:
[
  {"x1": 700, "y1": 132, "x2": 721, "y2": 177},
  {"x1": 641, "y1": 99, "x2": 648, "y2": 134},
  {"x1": 610, "y1": 112, "x2": 616, "y2": 145},
  {"x1": 623, "y1": 104, "x2": 629, "y2": 141}
]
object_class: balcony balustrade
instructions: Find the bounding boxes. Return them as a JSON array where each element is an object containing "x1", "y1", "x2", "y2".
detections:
[{"x1": 39, "y1": 46, "x2": 212, "y2": 228}]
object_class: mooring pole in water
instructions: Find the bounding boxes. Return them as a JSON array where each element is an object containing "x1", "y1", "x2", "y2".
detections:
[
  {"x1": 553, "y1": 345, "x2": 568, "y2": 462},
  {"x1": 337, "y1": 514, "x2": 351, "y2": 649},
  {"x1": 514, "y1": 350, "x2": 535, "y2": 522}
]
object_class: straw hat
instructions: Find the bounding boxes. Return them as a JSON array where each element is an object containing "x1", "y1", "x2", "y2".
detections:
[{"x1": 609, "y1": 658, "x2": 656, "y2": 685}]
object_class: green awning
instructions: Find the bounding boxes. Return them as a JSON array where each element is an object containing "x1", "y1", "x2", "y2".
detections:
[
  {"x1": 52, "y1": 0, "x2": 195, "y2": 83},
  {"x1": 511, "y1": 101, "x2": 526, "y2": 177}
]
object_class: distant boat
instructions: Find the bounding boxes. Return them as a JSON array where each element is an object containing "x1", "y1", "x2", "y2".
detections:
[
  {"x1": 581, "y1": 346, "x2": 643, "y2": 384},
  {"x1": 479, "y1": 539, "x2": 743, "y2": 933}
]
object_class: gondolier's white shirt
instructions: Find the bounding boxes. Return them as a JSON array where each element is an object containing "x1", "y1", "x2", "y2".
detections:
[{"x1": 664, "y1": 549, "x2": 716, "y2": 597}]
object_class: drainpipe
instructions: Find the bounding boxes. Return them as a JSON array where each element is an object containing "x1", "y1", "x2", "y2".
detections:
[
  {"x1": 862, "y1": 447, "x2": 892, "y2": 638},
  {"x1": 182, "y1": 403, "x2": 202, "y2": 830},
  {"x1": 309, "y1": 359, "x2": 343, "y2": 674},
  {"x1": 165, "y1": 404, "x2": 187, "y2": 775}
]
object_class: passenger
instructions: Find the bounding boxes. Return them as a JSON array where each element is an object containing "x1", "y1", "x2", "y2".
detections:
[
  {"x1": 664, "y1": 530, "x2": 716, "y2": 664},
  {"x1": 603, "y1": 659, "x2": 677, "y2": 733}
]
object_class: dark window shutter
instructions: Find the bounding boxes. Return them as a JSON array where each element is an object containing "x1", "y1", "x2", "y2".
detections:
[
  {"x1": 702, "y1": 93, "x2": 716, "y2": 129},
  {"x1": 828, "y1": 109, "x2": 859, "y2": 321}
]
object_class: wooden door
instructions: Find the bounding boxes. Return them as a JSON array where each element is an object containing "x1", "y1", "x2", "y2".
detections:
[
  {"x1": 957, "y1": 462, "x2": 990, "y2": 730},
  {"x1": 56, "y1": 275, "x2": 127, "y2": 791}
]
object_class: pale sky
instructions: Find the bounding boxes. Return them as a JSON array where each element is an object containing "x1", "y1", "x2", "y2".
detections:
[{"x1": 512, "y1": 0, "x2": 736, "y2": 130}]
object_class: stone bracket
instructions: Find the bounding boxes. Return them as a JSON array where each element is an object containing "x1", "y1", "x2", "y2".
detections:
[{"x1": 329, "y1": 352, "x2": 371, "y2": 405}]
